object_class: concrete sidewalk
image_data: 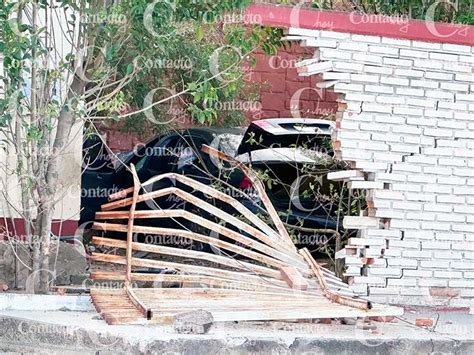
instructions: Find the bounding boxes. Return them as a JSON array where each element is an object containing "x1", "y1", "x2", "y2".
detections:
[{"x1": 1, "y1": 306, "x2": 473, "y2": 354}]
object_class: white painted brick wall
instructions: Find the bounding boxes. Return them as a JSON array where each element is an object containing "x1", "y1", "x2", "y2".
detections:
[{"x1": 287, "y1": 28, "x2": 474, "y2": 306}]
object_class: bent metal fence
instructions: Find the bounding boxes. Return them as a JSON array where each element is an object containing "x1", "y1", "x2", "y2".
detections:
[{"x1": 89, "y1": 145, "x2": 402, "y2": 325}]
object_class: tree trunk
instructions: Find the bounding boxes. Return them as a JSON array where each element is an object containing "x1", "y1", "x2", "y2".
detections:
[
  {"x1": 29, "y1": 76, "x2": 85, "y2": 294},
  {"x1": 31, "y1": 197, "x2": 53, "y2": 294}
]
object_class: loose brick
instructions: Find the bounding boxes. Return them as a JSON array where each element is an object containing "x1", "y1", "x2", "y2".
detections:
[
  {"x1": 415, "y1": 318, "x2": 434, "y2": 327},
  {"x1": 280, "y1": 266, "x2": 309, "y2": 290},
  {"x1": 348, "y1": 237, "x2": 384, "y2": 246},
  {"x1": 322, "y1": 72, "x2": 351, "y2": 81},
  {"x1": 327, "y1": 170, "x2": 364, "y2": 181},
  {"x1": 304, "y1": 38, "x2": 338, "y2": 48},
  {"x1": 429, "y1": 287, "x2": 460, "y2": 297},
  {"x1": 333, "y1": 61, "x2": 364, "y2": 71},
  {"x1": 343, "y1": 217, "x2": 381, "y2": 229},
  {"x1": 348, "y1": 181, "x2": 384, "y2": 190},
  {"x1": 370, "y1": 316, "x2": 396, "y2": 323}
]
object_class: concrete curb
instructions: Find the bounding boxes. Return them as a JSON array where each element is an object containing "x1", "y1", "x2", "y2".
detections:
[
  {"x1": 0, "y1": 294, "x2": 94, "y2": 311},
  {"x1": 1, "y1": 314, "x2": 473, "y2": 354}
]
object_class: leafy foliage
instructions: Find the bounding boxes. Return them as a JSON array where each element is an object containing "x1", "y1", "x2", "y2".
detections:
[
  {"x1": 82, "y1": 0, "x2": 285, "y2": 134},
  {"x1": 313, "y1": 0, "x2": 474, "y2": 24}
]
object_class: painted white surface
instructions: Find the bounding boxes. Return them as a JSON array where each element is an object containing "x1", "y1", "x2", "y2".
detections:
[
  {"x1": 0, "y1": 294, "x2": 93, "y2": 311},
  {"x1": 0, "y1": 5, "x2": 82, "y2": 222}
]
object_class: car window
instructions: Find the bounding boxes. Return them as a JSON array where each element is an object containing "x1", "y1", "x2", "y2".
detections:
[
  {"x1": 135, "y1": 136, "x2": 179, "y2": 173},
  {"x1": 134, "y1": 153, "x2": 147, "y2": 171},
  {"x1": 171, "y1": 136, "x2": 218, "y2": 178},
  {"x1": 177, "y1": 146, "x2": 197, "y2": 170},
  {"x1": 171, "y1": 138, "x2": 200, "y2": 172}
]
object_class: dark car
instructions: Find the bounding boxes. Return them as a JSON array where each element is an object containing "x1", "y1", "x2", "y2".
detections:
[{"x1": 81, "y1": 118, "x2": 346, "y2": 248}]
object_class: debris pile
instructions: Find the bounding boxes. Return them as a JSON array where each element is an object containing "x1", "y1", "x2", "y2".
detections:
[{"x1": 89, "y1": 145, "x2": 403, "y2": 325}]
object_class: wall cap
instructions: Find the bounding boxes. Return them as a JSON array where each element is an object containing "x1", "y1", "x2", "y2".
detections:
[{"x1": 245, "y1": 4, "x2": 474, "y2": 47}]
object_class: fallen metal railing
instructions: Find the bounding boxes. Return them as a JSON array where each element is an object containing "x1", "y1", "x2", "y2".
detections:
[{"x1": 89, "y1": 146, "x2": 403, "y2": 325}]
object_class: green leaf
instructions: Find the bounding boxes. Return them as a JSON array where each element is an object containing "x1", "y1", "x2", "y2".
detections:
[{"x1": 196, "y1": 26, "x2": 204, "y2": 41}]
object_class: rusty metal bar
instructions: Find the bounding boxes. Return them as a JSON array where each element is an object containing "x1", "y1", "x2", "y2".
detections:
[
  {"x1": 299, "y1": 248, "x2": 371, "y2": 310},
  {"x1": 201, "y1": 145, "x2": 297, "y2": 251},
  {"x1": 125, "y1": 165, "x2": 140, "y2": 283}
]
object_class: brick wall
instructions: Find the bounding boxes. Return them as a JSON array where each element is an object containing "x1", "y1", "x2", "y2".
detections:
[
  {"x1": 100, "y1": 125, "x2": 146, "y2": 152},
  {"x1": 287, "y1": 27, "x2": 474, "y2": 307},
  {"x1": 246, "y1": 44, "x2": 337, "y2": 120}
]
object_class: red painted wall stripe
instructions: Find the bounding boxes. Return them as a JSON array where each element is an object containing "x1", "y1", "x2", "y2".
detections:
[
  {"x1": 1, "y1": 218, "x2": 79, "y2": 240},
  {"x1": 245, "y1": 4, "x2": 474, "y2": 47}
]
